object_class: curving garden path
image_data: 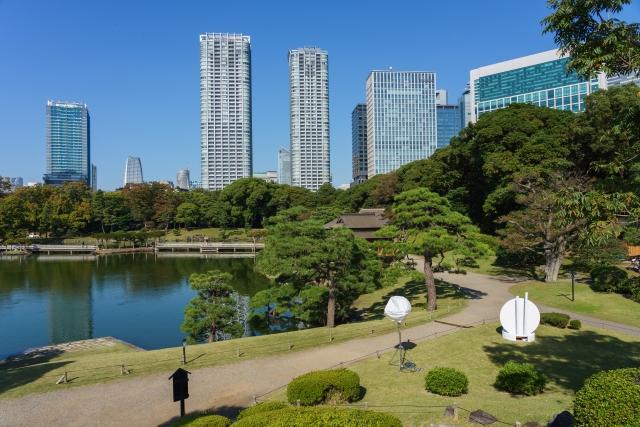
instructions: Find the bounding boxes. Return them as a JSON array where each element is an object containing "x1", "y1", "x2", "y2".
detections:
[{"x1": 1, "y1": 269, "x2": 638, "y2": 427}]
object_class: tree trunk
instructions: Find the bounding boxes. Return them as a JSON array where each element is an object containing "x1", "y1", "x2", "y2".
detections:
[
  {"x1": 543, "y1": 238, "x2": 565, "y2": 282},
  {"x1": 326, "y1": 281, "x2": 336, "y2": 328},
  {"x1": 424, "y1": 252, "x2": 437, "y2": 312},
  {"x1": 208, "y1": 321, "x2": 217, "y2": 343}
]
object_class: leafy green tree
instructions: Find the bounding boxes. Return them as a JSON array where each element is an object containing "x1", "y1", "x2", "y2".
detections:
[
  {"x1": 175, "y1": 202, "x2": 201, "y2": 229},
  {"x1": 181, "y1": 271, "x2": 243, "y2": 343},
  {"x1": 92, "y1": 191, "x2": 133, "y2": 232},
  {"x1": 257, "y1": 220, "x2": 381, "y2": 327},
  {"x1": 219, "y1": 178, "x2": 276, "y2": 227},
  {"x1": 543, "y1": 0, "x2": 640, "y2": 78},
  {"x1": 380, "y1": 188, "x2": 490, "y2": 311}
]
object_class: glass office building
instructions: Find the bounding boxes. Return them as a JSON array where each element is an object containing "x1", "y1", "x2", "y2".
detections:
[
  {"x1": 176, "y1": 169, "x2": 190, "y2": 190},
  {"x1": 123, "y1": 156, "x2": 144, "y2": 186},
  {"x1": 436, "y1": 104, "x2": 462, "y2": 150},
  {"x1": 289, "y1": 47, "x2": 330, "y2": 191},
  {"x1": 200, "y1": 33, "x2": 252, "y2": 190},
  {"x1": 470, "y1": 49, "x2": 606, "y2": 122},
  {"x1": 44, "y1": 101, "x2": 90, "y2": 186},
  {"x1": 366, "y1": 71, "x2": 437, "y2": 177},
  {"x1": 351, "y1": 104, "x2": 368, "y2": 184},
  {"x1": 277, "y1": 148, "x2": 292, "y2": 185}
]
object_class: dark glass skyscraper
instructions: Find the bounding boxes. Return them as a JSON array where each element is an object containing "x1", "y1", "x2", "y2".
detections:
[
  {"x1": 44, "y1": 101, "x2": 90, "y2": 186},
  {"x1": 351, "y1": 104, "x2": 368, "y2": 184},
  {"x1": 436, "y1": 104, "x2": 462, "y2": 150}
]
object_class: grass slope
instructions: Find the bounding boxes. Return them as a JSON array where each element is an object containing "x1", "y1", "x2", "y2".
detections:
[
  {"x1": 0, "y1": 277, "x2": 465, "y2": 399},
  {"x1": 265, "y1": 324, "x2": 640, "y2": 426}
]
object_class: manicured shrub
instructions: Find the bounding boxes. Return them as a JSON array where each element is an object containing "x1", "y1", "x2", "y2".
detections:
[
  {"x1": 286, "y1": 369, "x2": 361, "y2": 406},
  {"x1": 233, "y1": 406, "x2": 402, "y2": 427},
  {"x1": 624, "y1": 277, "x2": 640, "y2": 302},
  {"x1": 424, "y1": 367, "x2": 469, "y2": 396},
  {"x1": 237, "y1": 402, "x2": 289, "y2": 420},
  {"x1": 494, "y1": 361, "x2": 547, "y2": 395},
  {"x1": 590, "y1": 265, "x2": 628, "y2": 293},
  {"x1": 568, "y1": 319, "x2": 582, "y2": 330},
  {"x1": 172, "y1": 414, "x2": 231, "y2": 427},
  {"x1": 540, "y1": 312, "x2": 570, "y2": 328},
  {"x1": 574, "y1": 368, "x2": 640, "y2": 426}
]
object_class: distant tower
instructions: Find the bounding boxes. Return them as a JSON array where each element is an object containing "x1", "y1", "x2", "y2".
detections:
[
  {"x1": 123, "y1": 156, "x2": 143, "y2": 186},
  {"x1": 91, "y1": 164, "x2": 97, "y2": 191},
  {"x1": 289, "y1": 47, "x2": 330, "y2": 191},
  {"x1": 44, "y1": 101, "x2": 90, "y2": 186},
  {"x1": 200, "y1": 33, "x2": 253, "y2": 190},
  {"x1": 278, "y1": 148, "x2": 292, "y2": 185},
  {"x1": 351, "y1": 104, "x2": 368, "y2": 184},
  {"x1": 176, "y1": 169, "x2": 191, "y2": 190}
]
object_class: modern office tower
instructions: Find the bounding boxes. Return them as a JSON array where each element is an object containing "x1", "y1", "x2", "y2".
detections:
[
  {"x1": 469, "y1": 49, "x2": 607, "y2": 122},
  {"x1": 91, "y1": 164, "x2": 97, "y2": 191},
  {"x1": 435, "y1": 89, "x2": 448, "y2": 106},
  {"x1": 200, "y1": 33, "x2": 252, "y2": 190},
  {"x1": 607, "y1": 73, "x2": 640, "y2": 87},
  {"x1": 43, "y1": 101, "x2": 90, "y2": 186},
  {"x1": 277, "y1": 147, "x2": 292, "y2": 185},
  {"x1": 436, "y1": 104, "x2": 462, "y2": 150},
  {"x1": 458, "y1": 83, "x2": 472, "y2": 128},
  {"x1": 289, "y1": 47, "x2": 330, "y2": 191},
  {"x1": 366, "y1": 71, "x2": 437, "y2": 177},
  {"x1": 176, "y1": 169, "x2": 190, "y2": 190},
  {"x1": 123, "y1": 156, "x2": 144, "y2": 186},
  {"x1": 351, "y1": 104, "x2": 368, "y2": 184},
  {"x1": 253, "y1": 171, "x2": 278, "y2": 183},
  {"x1": 10, "y1": 177, "x2": 23, "y2": 189}
]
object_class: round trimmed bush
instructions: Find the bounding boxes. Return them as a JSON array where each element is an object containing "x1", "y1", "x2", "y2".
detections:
[
  {"x1": 568, "y1": 319, "x2": 582, "y2": 330},
  {"x1": 590, "y1": 266, "x2": 628, "y2": 292},
  {"x1": 494, "y1": 361, "x2": 546, "y2": 395},
  {"x1": 287, "y1": 369, "x2": 361, "y2": 406},
  {"x1": 171, "y1": 414, "x2": 231, "y2": 427},
  {"x1": 574, "y1": 368, "x2": 640, "y2": 426},
  {"x1": 540, "y1": 312, "x2": 570, "y2": 328},
  {"x1": 237, "y1": 402, "x2": 289, "y2": 420},
  {"x1": 424, "y1": 367, "x2": 468, "y2": 396},
  {"x1": 233, "y1": 406, "x2": 402, "y2": 427}
]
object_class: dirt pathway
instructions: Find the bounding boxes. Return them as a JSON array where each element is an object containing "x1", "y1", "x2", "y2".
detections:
[{"x1": 2, "y1": 270, "x2": 635, "y2": 426}]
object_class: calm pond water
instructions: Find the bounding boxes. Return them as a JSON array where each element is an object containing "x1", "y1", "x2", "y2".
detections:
[{"x1": 0, "y1": 254, "x2": 271, "y2": 358}]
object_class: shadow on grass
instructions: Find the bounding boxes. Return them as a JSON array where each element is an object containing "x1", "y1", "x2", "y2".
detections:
[
  {"x1": 483, "y1": 329, "x2": 640, "y2": 392},
  {"x1": 352, "y1": 278, "x2": 469, "y2": 321},
  {"x1": 158, "y1": 405, "x2": 247, "y2": 426},
  {"x1": 0, "y1": 349, "x2": 71, "y2": 395}
]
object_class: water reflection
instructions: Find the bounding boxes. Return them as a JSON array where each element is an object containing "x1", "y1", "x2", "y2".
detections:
[{"x1": 0, "y1": 254, "x2": 270, "y2": 358}]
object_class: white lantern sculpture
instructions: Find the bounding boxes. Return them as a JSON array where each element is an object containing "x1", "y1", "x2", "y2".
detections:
[
  {"x1": 499, "y1": 292, "x2": 540, "y2": 342},
  {"x1": 384, "y1": 296, "x2": 412, "y2": 370}
]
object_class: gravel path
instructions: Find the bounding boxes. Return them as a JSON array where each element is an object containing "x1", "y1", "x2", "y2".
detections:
[{"x1": 1, "y1": 269, "x2": 637, "y2": 427}]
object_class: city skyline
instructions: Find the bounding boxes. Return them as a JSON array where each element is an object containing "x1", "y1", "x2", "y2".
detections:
[{"x1": 2, "y1": 1, "x2": 639, "y2": 190}]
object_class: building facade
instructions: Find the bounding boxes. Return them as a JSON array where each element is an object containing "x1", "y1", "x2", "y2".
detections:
[
  {"x1": 351, "y1": 104, "x2": 368, "y2": 184},
  {"x1": 607, "y1": 73, "x2": 640, "y2": 87},
  {"x1": 200, "y1": 33, "x2": 252, "y2": 190},
  {"x1": 176, "y1": 169, "x2": 190, "y2": 190},
  {"x1": 91, "y1": 164, "x2": 97, "y2": 191},
  {"x1": 469, "y1": 49, "x2": 607, "y2": 122},
  {"x1": 253, "y1": 171, "x2": 278, "y2": 183},
  {"x1": 277, "y1": 147, "x2": 292, "y2": 185},
  {"x1": 458, "y1": 83, "x2": 472, "y2": 129},
  {"x1": 123, "y1": 156, "x2": 143, "y2": 186},
  {"x1": 366, "y1": 71, "x2": 437, "y2": 177},
  {"x1": 436, "y1": 104, "x2": 462, "y2": 150},
  {"x1": 289, "y1": 47, "x2": 330, "y2": 191},
  {"x1": 44, "y1": 101, "x2": 90, "y2": 186}
]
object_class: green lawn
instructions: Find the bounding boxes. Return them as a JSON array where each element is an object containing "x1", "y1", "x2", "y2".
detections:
[
  {"x1": 510, "y1": 280, "x2": 640, "y2": 329},
  {"x1": 264, "y1": 323, "x2": 640, "y2": 426},
  {"x1": 0, "y1": 278, "x2": 465, "y2": 399}
]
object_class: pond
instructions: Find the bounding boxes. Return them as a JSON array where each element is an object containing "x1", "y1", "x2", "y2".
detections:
[{"x1": 0, "y1": 253, "x2": 273, "y2": 359}]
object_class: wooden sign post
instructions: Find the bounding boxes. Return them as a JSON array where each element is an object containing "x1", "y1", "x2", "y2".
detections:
[{"x1": 169, "y1": 368, "x2": 191, "y2": 417}]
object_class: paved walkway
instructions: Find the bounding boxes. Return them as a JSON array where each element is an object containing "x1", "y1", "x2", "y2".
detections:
[{"x1": 0, "y1": 270, "x2": 637, "y2": 426}]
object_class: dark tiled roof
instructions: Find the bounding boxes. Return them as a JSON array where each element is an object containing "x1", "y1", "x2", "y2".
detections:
[{"x1": 325, "y1": 213, "x2": 389, "y2": 230}]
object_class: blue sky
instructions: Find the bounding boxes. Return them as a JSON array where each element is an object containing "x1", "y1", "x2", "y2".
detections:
[{"x1": 1, "y1": 0, "x2": 639, "y2": 190}]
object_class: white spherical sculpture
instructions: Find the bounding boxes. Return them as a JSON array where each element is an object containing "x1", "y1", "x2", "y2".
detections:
[
  {"x1": 499, "y1": 292, "x2": 540, "y2": 342},
  {"x1": 384, "y1": 296, "x2": 412, "y2": 323}
]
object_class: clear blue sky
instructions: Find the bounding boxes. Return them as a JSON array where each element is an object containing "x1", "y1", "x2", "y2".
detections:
[{"x1": 1, "y1": 0, "x2": 638, "y2": 190}]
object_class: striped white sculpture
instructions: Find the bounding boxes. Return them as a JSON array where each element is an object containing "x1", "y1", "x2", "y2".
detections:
[{"x1": 499, "y1": 292, "x2": 540, "y2": 342}]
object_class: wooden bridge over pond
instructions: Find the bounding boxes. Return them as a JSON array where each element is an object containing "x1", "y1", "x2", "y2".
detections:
[{"x1": 155, "y1": 242, "x2": 264, "y2": 256}]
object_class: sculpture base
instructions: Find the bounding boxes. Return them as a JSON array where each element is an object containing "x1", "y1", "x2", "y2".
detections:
[{"x1": 502, "y1": 330, "x2": 536, "y2": 342}]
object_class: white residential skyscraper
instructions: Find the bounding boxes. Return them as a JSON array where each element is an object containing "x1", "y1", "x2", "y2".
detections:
[
  {"x1": 200, "y1": 33, "x2": 252, "y2": 190},
  {"x1": 289, "y1": 47, "x2": 330, "y2": 191},
  {"x1": 278, "y1": 148, "x2": 292, "y2": 185},
  {"x1": 366, "y1": 71, "x2": 437, "y2": 177}
]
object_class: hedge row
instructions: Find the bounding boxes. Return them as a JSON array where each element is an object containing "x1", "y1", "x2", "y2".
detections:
[
  {"x1": 286, "y1": 369, "x2": 361, "y2": 406},
  {"x1": 540, "y1": 312, "x2": 581, "y2": 330},
  {"x1": 233, "y1": 406, "x2": 402, "y2": 427},
  {"x1": 590, "y1": 266, "x2": 640, "y2": 302}
]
